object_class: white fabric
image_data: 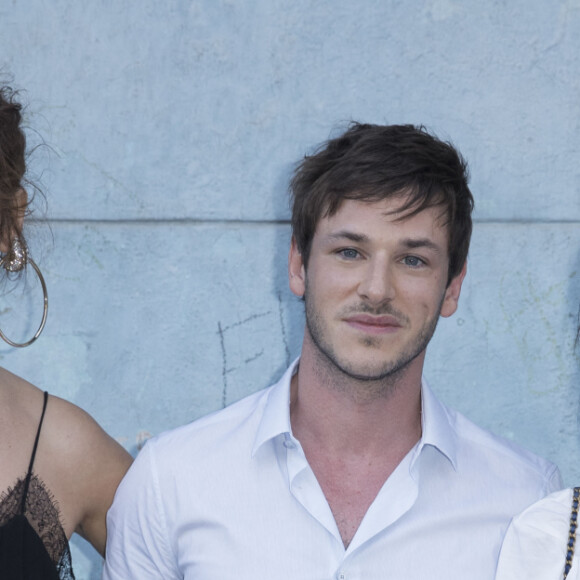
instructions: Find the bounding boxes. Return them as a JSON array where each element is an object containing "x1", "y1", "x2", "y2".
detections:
[
  {"x1": 103, "y1": 360, "x2": 562, "y2": 580},
  {"x1": 496, "y1": 488, "x2": 578, "y2": 580}
]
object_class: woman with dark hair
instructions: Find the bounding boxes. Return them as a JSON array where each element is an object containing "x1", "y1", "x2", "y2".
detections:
[{"x1": 0, "y1": 87, "x2": 132, "y2": 579}]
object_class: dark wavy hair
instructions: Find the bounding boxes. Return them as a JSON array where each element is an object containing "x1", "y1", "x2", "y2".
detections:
[
  {"x1": 0, "y1": 86, "x2": 29, "y2": 256},
  {"x1": 290, "y1": 122, "x2": 474, "y2": 285}
]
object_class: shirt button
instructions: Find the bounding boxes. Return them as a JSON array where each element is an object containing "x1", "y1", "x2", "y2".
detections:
[
  {"x1": 337, "y1": 572, "x2": 346, "y2": 580},
  {"x1": 283, "y1": 439, "x2": 296, "y2": 449}
]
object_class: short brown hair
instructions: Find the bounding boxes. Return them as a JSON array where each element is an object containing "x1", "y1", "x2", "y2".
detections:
[{"x1": 290, "y1": 123, "x2": 474, "y2": 285}]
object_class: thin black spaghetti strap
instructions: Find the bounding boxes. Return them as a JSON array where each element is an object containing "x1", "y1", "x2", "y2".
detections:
[{"x1": 19, "y1": 390, "x2": 49, "y2": 514}]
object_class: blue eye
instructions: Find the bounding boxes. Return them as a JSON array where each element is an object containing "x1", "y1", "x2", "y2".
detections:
[
  {"x1": 339, "y1": 248, "x2": 360, "y2": 259},
  {"x1": 403, "y1": 256, "x2": 424, "y2": 267}
]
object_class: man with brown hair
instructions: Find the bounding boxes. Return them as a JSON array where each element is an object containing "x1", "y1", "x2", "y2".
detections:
[{"x1": 104, "y1": 123, "x2": 561, "y2": 579}]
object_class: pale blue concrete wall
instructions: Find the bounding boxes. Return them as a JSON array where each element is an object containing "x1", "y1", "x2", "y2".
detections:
[{"x1": 1, "y1": 1, "x2": 579, "y2": 577}]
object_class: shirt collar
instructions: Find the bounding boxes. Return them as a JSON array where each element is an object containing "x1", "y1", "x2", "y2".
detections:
[
  {"x1": 252, "y1": 358, "x2": 299, "y2": 457},
  {"x1": 418, "y1": 376, "x2": 458, "y2": 470},
  {"x1": 252, "y1": 358, "x2": 458, "y2": 470}
]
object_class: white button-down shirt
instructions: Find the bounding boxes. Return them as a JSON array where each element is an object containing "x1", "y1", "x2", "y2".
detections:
[
  {"x1": 104, "y1": 360, "x2": 561, "y2": 580},
  {"x1": 495, "y1": 488, "x2": 579, "y2": 580}
]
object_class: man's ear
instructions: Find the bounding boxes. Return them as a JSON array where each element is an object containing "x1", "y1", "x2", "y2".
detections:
[
  {"x1": 0, "y1": 188, "x2": 27, "y2": 253},
  {"x1": 440, "y1": 261, "x2": 467, "y2": 318},
  {"x1": 288, "y1": 237, "x2": 306, "y2": 298}
]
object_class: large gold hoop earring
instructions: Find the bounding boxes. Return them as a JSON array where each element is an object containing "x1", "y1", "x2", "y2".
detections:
[{"x1": 0, "y1": 239, "x2": 48, "y2": 348}]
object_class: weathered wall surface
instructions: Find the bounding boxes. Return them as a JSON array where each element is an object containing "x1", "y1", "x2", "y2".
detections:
[{"x1": 1, "y1": 1, "x2": 579, "y2": 576}]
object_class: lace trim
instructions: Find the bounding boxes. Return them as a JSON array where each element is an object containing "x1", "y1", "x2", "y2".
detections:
[{"x1": 0, "y1": 474, "x2": 75, "y2": 579}]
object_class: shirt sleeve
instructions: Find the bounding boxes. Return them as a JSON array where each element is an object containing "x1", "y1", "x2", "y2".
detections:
[
  {"x1": 102, "y1": 441, "x2": 180, "y2": 580},
  {"x1": 495, "y1": 488, "x2": 576, "y2": 580}
]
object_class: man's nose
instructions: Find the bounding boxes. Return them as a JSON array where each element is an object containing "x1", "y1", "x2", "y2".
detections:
[{"x1": 357, "y1": 258, "x2": 396, "y2": 304}]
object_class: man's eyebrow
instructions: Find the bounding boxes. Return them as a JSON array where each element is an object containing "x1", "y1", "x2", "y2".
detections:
[
  {"x1": 325, "y1": 232, "x2": 444, "y2": 253},
  {"x1": 327, "y1": 230, "x2": 369, "y2": 243},
  {"x1": 401, "y1": 238, "x2": 443, "y2": 253}
]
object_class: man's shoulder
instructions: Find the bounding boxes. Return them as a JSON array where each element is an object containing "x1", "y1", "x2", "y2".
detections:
[
  {"x1": 144, "y1": 384, "x2": 273, "y2": 457},
  {"x1": 449, "y1": 405, "x2": 560, "y2": 484}
]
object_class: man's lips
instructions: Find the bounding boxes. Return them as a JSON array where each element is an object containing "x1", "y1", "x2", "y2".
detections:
[{"x1": 343, "y1": 314, "x2": 402, "y2": 334}]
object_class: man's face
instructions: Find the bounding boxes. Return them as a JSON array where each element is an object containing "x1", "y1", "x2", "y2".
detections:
[{"x1": 289, "y1": 198, "x2": 466, "y2": 382}]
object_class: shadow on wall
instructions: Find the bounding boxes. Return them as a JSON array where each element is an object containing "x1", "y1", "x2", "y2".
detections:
[
  {"x1": 272, "y1": 159, "x2": 304, "y2": 381},
  {"x1": 571, "y1": 247, "x2": 580, "y2": 447}
]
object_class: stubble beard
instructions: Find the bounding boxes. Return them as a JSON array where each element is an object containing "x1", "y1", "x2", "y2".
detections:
[{"x1": 304, "y1": 284, "x2": 444, "y2": 400}]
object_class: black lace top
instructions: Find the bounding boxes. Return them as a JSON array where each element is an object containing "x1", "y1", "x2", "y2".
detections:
[{"x1": 0, "y1": 391, "x2": 75, "y2": 579}]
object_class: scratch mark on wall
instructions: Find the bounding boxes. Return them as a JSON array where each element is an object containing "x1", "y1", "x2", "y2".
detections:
[
  {"x1": 244, "y1": 349, "x2": 264, "y2": 364},
  {"x1": 217, "y1": 309, "x2": 274, "y2": 407},
  {"x1": 80, "y1": 154, "x2": 145, "y2": 210},
  {"x1": 500, "y1": 271, "x2": 570, "y2": 395},
  {"x1": 220, "y1": 310, "x2": 272, "y2": 332},
  {"x1": 218, "y1": 321, "x2": 228, "y2": 407}
]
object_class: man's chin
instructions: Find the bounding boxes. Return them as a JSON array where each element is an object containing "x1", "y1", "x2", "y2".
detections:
[{"x1": 331, "y1": 359, "x2": 404, "y2": 383}]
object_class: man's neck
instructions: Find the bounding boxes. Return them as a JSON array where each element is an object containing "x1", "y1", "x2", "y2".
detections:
[{"x1": 290, "y1": 345, "x2": 423, "y2": 459}]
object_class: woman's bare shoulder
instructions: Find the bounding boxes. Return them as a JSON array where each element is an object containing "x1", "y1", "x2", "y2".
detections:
[
  {"x1": 38, "y1": 392, "x2": 132, "y2": 491},
  {"x1": 0, "y1": 366, "x2": 46, "y2": 412},
  {"x1": 0, "y1": 367, "x2": 49, "y2": 456},
  {"x1": 0, "y1": 365, "x2": 130, "y2": 473},
  {"x1": 0, "y1": 366, "x2": 133, "y2": 552}
]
